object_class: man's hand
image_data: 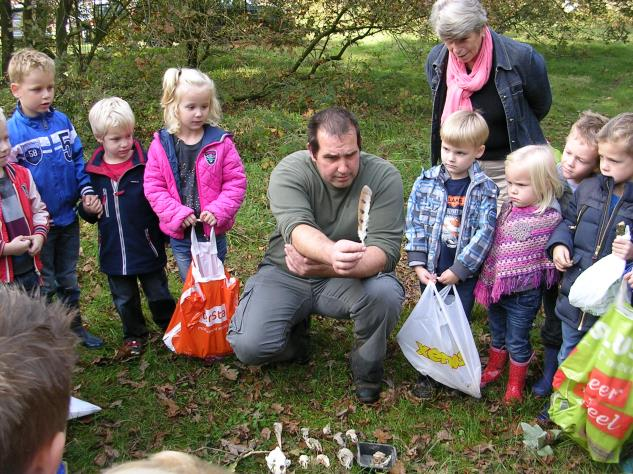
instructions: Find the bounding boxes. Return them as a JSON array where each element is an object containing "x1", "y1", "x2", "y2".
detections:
[
  {"x1": 329, "y1": 240, "x2": 365, "y2": 275},
  {"x1": 437, "y1": 268, "x2": 459, "y2": 285},
  {"x1": 552, "y1": 245, "x2": 573, "y2": 272},
  {"x1": 414, "y1": 266, "x2": 436, "y2": 285},
  {"x1": 28, "y1": 234, "x2": 44, "y2": 256},
  {"x1": 181, "y1": 213, "x2": 197, "y2": 229},
  {"x1": 285, "y1": 244, "x2": 331, "y2": 277},
  {"x1": 612, "y1": 236, "x2": 633, "y2": 260},
  {"x1": 3, "y1": 236, "x2": 31, "y2": 256},
  {"x1": 82, "y1": 194, "x2": 103, "y2": 217},
  {"x1": 199, "y1": 211, "x2": 217, "y2": 226}
]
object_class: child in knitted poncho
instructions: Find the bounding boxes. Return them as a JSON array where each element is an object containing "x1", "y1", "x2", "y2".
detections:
[{"x1": 474, "y1": 145, "x2": 563, "y2": 404}]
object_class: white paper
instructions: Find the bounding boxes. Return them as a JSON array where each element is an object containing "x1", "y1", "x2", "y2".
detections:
[{"x1": 68, "y1": 396, "x2": 101, "y2": 420}]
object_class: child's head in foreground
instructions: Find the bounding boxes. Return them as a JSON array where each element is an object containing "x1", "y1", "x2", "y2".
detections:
[
  {"x1": 89, "y1": 97, "x2": 136, "y2": 163},
  {"x1": 505, "y1": 145, "x2": 562, "y2": 213},
  {"x1": 102, "y1": 450, "x2": 228, "y2": 474},
  {"x1": 0, "y1": 287, "x2": 76, "y2": 474},
  {"x1": 8, "y1": 48, "x2": 56, "y2": 118},
  {"x1": 597, "y1": 112, "x2": 633, "y2": 194},
  {"x1": 440, "y1": 110, "x2": 489, "y2": 179},
  {"x1": 160, "y1": 68, "x2": 222, "y2": 135},
  {"x1": 561, "y1": 110, "x2": 609, "y2": 184},
  {"x1": 0, "y1": 108, "x2": 12, "y2": 170}
]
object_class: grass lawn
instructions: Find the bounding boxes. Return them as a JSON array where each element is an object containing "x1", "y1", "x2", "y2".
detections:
[{"x1": 13, "y1": 36, "x2": 632, "y2": 472}]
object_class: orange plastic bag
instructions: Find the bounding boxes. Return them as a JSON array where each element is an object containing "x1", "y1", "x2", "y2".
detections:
[{"x1": 163, "y1": 228, "x2": 239, "y2": 358}]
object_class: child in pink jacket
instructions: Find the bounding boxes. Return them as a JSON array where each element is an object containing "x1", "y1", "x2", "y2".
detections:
[{"x1": 144, "y1": 68, "x2": 247, "y2": 281}]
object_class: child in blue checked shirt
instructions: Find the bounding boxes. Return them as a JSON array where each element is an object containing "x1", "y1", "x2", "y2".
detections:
[{"x1": 405, "y1": 110, "x2": 498, "y2": 399}]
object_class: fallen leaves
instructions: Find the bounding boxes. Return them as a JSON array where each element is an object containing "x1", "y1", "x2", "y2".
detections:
[{"x1": 220, "y1": 364, "x2": 239, "y2": 381}]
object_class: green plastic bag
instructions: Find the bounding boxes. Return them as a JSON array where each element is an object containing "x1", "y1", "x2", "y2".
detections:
[{"x1": 550, "y1": 282, "x2": 633, "y2": 463}]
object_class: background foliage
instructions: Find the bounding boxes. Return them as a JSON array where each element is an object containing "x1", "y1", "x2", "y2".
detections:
[{"x1": 0, "y1": 1, "x2": 632, "y2": 472}]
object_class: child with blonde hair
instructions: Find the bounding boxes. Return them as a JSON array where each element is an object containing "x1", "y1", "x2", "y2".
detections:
[
  {"x1": 7, "y1": 49, "x2": 103, "y2": 347},
  {"x1": 405, "y1": 109, "x2": 498, "y2": 399},
  {"x1": 102, "y1": 451, "x2": 228, "y2": 474},
  {"x1": 551, "y1": 112, "x2": 633, "y2": 363},
  {"x1": 81, "y1": 97, "x2": 175, "y2": 357},
  {"x1": 144, "y1": 68, "x2": 247, "y2": 281},
  {"x1": 533, "y1": 110, "x2": 608, "y2": 399},
  {"x1": 475, "y1": 145, "x2": 563, "y2": 403}
]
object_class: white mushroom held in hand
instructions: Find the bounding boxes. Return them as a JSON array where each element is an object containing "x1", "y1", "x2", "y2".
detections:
[
  {"x1": 337, "y1": 447, "x2": 354, "y2": 470},
  {"x1": 265, "y1": 446, "x2": 291, "y2": 474},
  {"x1": 315, "y1": 454, "x2": 330, "y2": 468}
]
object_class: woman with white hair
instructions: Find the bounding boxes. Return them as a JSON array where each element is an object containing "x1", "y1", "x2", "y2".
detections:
[{"x1": 426, "y1": 0, "x2": 552, "y2": 207}]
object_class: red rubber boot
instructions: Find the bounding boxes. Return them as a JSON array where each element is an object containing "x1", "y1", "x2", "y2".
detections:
[
  {"x1": 504, "y1": 357, "x2": 532, "y2": 404},
  {"x1": 480, "y1": 347, "x2": 508, "y2": 388}
]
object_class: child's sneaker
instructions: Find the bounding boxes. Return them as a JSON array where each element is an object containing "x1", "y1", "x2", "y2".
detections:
[
  {"x1": 121, "y1": 339, "x2": 143, "y2": 357},
  {"x1": 73, "y1": 326, "x2": 104, "y2": 349}
]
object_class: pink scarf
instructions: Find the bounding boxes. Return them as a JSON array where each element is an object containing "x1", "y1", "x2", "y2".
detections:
[{"x1": 441, "y1": 26, "x2": 493, "y2": 124}]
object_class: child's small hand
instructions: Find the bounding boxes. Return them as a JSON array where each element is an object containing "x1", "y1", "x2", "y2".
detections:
[
  {"x1": 625, "y1": 271, "x2": 633, "y2": 290},
  {"x1": 27, "y1": 234, "x2": 44, "y2": 256},
  {"x1": 3, "y1": 236, "x2": 31, "y2": 256},
  {"x1": 612, "y1": 236, "x2": 633, "y2": 260},
  {"x1": 437, "y1": 269, "x2": 459, "y2": 286},
  {"x1": 552, "y1": 245, "x2": 573, "y2": 272},
  {"x1": 414, "y1": 266, "x2": 436, "y2": 285},
  {"x1": 181, "y1": 213, "x2": 197, "y2": 229},
  {"x1": 82, "y1": 195, "x2": 103, "y2": 217},
  {"x1": 199, "y1": 211, "x2": 217, "y2": 226}
]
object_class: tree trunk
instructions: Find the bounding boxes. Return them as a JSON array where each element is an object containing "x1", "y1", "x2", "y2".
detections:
[
  {"x1": 55, "y1": 0, "x2": 72, "y2": 58},
  {"x1": 0, "y1": 0, "x2": 13, "y2": 77},
  {"x1": 23, "y1": 0, "x2": 33, "y2": 46}
]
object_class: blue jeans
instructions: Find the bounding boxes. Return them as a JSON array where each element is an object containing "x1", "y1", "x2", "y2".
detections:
[
  {"x1": 107, "y1": 270, "x2": 176, "y2": 340},
  {"x1": 39, "y1": 220, "x2": 82, "y2": 327},
  {"x1": 558, "y1": 319, "x2": 587, "y2": 365},
  {"x1": 170, "y1": 231, "x2": 227, "y2": 282},
  {"x1": 487, "y1": 287, "x2": 542, "y2": 363}
]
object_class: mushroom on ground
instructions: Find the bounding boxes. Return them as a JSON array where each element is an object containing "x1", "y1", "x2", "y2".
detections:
[
  {"x1": 333, "y1": 432, "x2": 346, "y2": 447},
  {"x1": 298, "y1": 455, "x2": 310, "y2": 469},
  {"x1": 315, "y1": 454, "x2": 330, "y2": 468},
  {"x1": 265, "y1": 446, "x2": 290, "y2": 474},
  {"x1": 345, "y1": 429, "x2": 358, "y2": 444},
  {"x1": 337, "y1": 448, "x2": 354, "y2": 470}
]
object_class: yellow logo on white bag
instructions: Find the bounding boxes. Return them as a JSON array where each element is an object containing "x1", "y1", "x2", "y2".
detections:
[{"x1": 416, "y1": 342, "x2": 464, "y2": 369}]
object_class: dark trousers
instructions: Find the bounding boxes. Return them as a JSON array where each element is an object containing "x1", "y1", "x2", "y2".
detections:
[
  {"x1": 11, "y1": 268, "x2": 40, "y2": 294},
  {"x1": 540, "y1": 284, "x2": 563, "y2": 349},
  {"x1": 40, "y1": 220, "x2": 83, "y2": 328},
  {"x1": 107, "y1": 270, "x2": 176, "y2": 340}
]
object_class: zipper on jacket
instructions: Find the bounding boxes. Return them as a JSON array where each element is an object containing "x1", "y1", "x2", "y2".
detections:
[
  {"x1": 102, "y1": 188, "x2": 109, "y2": 219},
  {"x1": 145, "y1": 229, "x2": 159, "y2": 258},
  {"x1": 593, "y1": 183, "x2": 623, "y2": 261},
  {"x1": 111, "y1": 180, "x2": 127, "y2": 274}
]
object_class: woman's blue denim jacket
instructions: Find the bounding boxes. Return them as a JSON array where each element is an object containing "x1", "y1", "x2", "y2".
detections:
[{"x1": 426, "y1": 29, "x2": 552, "y2": 166}]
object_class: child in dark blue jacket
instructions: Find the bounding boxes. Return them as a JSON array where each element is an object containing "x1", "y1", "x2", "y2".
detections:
[
  {"x1": 549, "y1": 113, "x2": 633, "y2": 364},
  {"x1": 81, "y1": 97, "x2": 175, "y2": 356}
]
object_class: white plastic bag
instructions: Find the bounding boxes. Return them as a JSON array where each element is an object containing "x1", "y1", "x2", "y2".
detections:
[
  {"x1": 569, "y1": 226, "x2": 630, "y2": 316},
  {"x1": 397, "y1": 282, "x2": 481, "y2": 398}
]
